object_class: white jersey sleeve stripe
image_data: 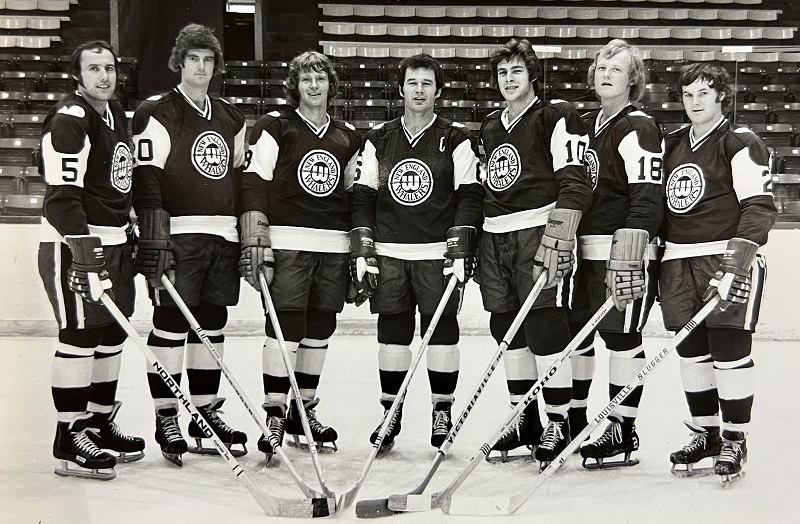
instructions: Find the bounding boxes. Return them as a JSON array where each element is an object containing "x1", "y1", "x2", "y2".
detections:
[
  {"x1": 452, "y1": 138, "x2": 480, "y2": 190},
  {"x1": 551, "y1": 115, "x2": 588, "y2": 173},
  {"x1": 40, "y1": 132, "x2": 90, "y2": 187},
  {"x1": 343, "y1": 150, "x2": 359, "y2": 191},
  {"x1": 133, "y1": 116, "x2": 170, "y2": 169},
  {"x1": 731, "y1": 147, "x2": 769, "y2": 202},
  {"x1": 354, "y1": 138, "x2": 380, "y2": 190},
  {"x1": 244, "y1": 128, "x2": 279, "y2": 181},
  {"x1": 619, "y1": 130, "x2": 663, "y2": 186},
  {"x1": 233, "y1": 122, "x2": 247, "y2": 169}
]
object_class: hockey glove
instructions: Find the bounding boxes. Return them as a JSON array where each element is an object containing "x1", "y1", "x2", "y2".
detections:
[
  {"x1": 443, "y1": 226, "x2": 477, "y2": 287},
  {"x1": 533, "y1": 208, "x2": 581, "y2": 288},
  {"x1": 349, "y1": 227, "x2": 379, "y2": 300},
  {"x1": 703, "y1": 238, "x2": 758, "y2": 312},
  {"x1": 239, "y1": 211, "x2": 275, "y2": 290},
  {"x1": 606, "y1": 228, "x2": 649, "y2": 311},
  {"x1": 65, "y1": 235, "x2": 112, "y2": 303},
  {"x1": 135, "y1": 208, "x2": 174, "y2": 289}
]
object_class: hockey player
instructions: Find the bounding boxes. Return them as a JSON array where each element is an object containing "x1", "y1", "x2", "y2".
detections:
[
  {"x1": 132, "y1": 24, "x2": 248, "y2": 466},
  {"x1": 567, "y1": 40, "x2": 664, "y2": 469},
  {"x1": 661, "y1": 63, "x2": 776, "y2": 484},
  {"x1": 478, "y1": 39, "x2": 593, "y2": 466},
  {"x1": 349, "y1": 53, "x2": 483, "y2": 454},
  {"x1": 38, "y1": 40, "x2": 144, "y2": 480},
  {"x1": 239, "y1": 51, "x2": 361, "y2": 462}
]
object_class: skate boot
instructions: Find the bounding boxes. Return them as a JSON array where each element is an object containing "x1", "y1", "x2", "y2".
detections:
[
  {"x1": 569, "y1": 407, "x2": 588, "y2": 454},
  {"x1": 486, "y1": 403, "x2": 543, "y2": 463},
  {"x1": 430, "y1": 402, "x2": 453, "y2": 448},
  {"x1": 370, "y1": 400, "x2": 403, "y2": 457},
  {"x1": 580, "y1": 417, "x2": 639, "y2": 470},
  {"x1": 88, "y1": 401, "x2": 145, "y2": 463},
  {"x1": 188, "y1": 397, "x2": 248, "y2": 457},
  {"x1": 716, "y1": 431, "x2": 747, "y2": 486},
  {"x1": 285, "y1": 398, "x2": 339, "y2": 452},
  {"x1": 535, "y1": 414, "x2": 571, "y2": 471},
  {"x1": 155, "y1": 407, "x2": 188, "y2": 467},
  {"x1": 54, "y1": 416, "x2": 117, "y2": 480},
  {"x1": 258, "y1": 406, "x2": 286, "y2": 465},
  {"x1": 669, "y1": 421, "x2": 722, "y2": 477}
]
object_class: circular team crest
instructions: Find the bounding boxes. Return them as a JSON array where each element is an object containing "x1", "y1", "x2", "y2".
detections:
[
  {"x1": 666, "y1": 163, "x2": 705, "y2": 213},
  {"x1": 297, "y1": 149, "x2": 340, "y2": 197},
  {"x1": 388, "y1": 158, "x2": 433, "y2": 206},
  {"x1": 191, "y1": 131, "x2": 229, "y2": 179},
  {"x1": 584, "y1": 148, "x2": 599, "y2": 189},
  {"x1": 110, "y1": 142, "x2": 132, "y2": 193},
  {"x1": 486, "y1": 144, "x2": 520, "y2": 191}
]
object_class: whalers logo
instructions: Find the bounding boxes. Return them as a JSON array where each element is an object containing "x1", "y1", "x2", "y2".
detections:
[
  {"x1": 486, "y1": 143, "x2": 520, "y2": 191},
  {"x1": 584, "y1": 148, "x2": 599, "y2": 189},
  {"x1": 388, "y1": 158, "x2": 433, "y2": 206},
  {"x1": 297, "y1": 149, "x2": 340, "y2": 197},
  {"x1": 110, "y1": 142, "x2": 132, "y2": 193},
  {"x1": 191, "y1": 131, "x2": 229, "y2": 179},
  {"x1": 666, "y1": 163, "x2": 704, "y2": 214}
]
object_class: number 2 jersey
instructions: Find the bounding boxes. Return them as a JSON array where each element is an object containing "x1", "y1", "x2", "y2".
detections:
[
  {"x1": 240, "y1": 109, "x2": 361, "y2": 252},
  {"x1": 662, "y1": 117, "x2": 776, "y2": 260},
  {"x1": 349, "y1": 115, "x2": 484, "y2": 260},
  {"x1": 132, "y1": 86, "x2": 246, "y2": 242},
  {"x1": 480, "y1": 97, "x2": 592, "y2": 233},
  {"x1": 40, "y1": 92, "x2": 132, "y2": 245}
]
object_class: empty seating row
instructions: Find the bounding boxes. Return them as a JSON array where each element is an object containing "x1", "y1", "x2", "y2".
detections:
[
  {"x1": 0, "y1": 53, "x2": 139, "y2": 78},
  {"x1": 1, "y1": 0, "x2": 71, "y2": 11},
  {"x1": 0, "y1": 34, "x2": 59, "y2": 47},
  {"x1": 0, "y1": 14, "x2": 68, "y2": 29},
  {"x1": 1, "y1": 70, "x2": 73, "y2": 92}
]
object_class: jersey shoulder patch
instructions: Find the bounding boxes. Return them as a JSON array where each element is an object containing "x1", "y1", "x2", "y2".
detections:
[
  {"x1": 344, "y1": 121, "x2": 356, "y2": 131},
  {"x1": 451, "y1": 121, "x2": 465, "y2": 128},
  {"x1": 56, "y1": 105, "x2": 86, "y2": 119},
  {"x1": 268, "y1": 110, "x2": 281, "y2": 117},
  {"x1": 734, "y1": 126, "x2": 756, "y2": 135},
  {"x1": 146, "y1": 94, "x2": 163, "y2": 101}
]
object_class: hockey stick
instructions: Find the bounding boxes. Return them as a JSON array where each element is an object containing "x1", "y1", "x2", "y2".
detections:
[
  {"x1": 336, "y1": 276, "x2": 459, "y2": 513},
  {"x1": 98, "y1": 292, "x2": 335, "y2": 518},
  {"x1": 355, "y1": 272, "x2": 547, "y2": 519},
  {"x1": 389, "y1": 294, "x2": 617, "y2": 513},
  {"x1": 441, "y1": 295, "x2": 721, "y2": 516},
  {"x1": 258, "y1": 268, "x2": 336, "y2": 500},
  {"x1": 161, "y1": 276, "x2": 324, "y2": 499}
]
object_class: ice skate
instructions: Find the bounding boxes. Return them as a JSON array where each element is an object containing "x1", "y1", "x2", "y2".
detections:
[
  {"x1": 370, "y1": 400, "x2": 403, "y2": 457},
  {"x1": 569, "y1": 407, "x2": 588, "y2": 454},
  {"x1": 88, "y1": 401, "x2": 145, "y2": 463},
  {"x1": 535, "y1": 415, "x2": 570, "y2": 471},
  {"x1": 486, "y1": 405, "x2": 543, "y2": 463},
  {"x1": 430, "y1": 402, "x2": 453, "y2": 448},
  {"x1": 716, "y1": 433, "x2": 747, "y2": 487},
  {"x1": 53, "y1": 417, "x2": 117, "y2": 481},
  {"x1": 188, "y1": 397, "x2": 248, "y2": 457},
  {"x1": 285, "y1": 398, "x2": 338, "y2": 452},
  {"x1": 669, "y1": 421, "x2": 722, "y2": 478},
  {"x1": 155, "y1": 407, "x2": 188, "y2": 467},
  {"x1": 258, "y1": 406, "x2": 286, "y2": 466},
  {"x1": 580, "y1": 418, "x2": 639, "y2": 470}
]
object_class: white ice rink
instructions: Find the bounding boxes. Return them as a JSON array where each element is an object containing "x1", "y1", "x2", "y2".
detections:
[{"x1": 2, "y1": 333, "x2": 797, "y2": 524}]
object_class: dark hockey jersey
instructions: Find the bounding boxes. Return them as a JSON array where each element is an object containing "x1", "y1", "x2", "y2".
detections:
[
  {"x1": 350, "y1": 115, "x2": 483, "y2": 259},
  {"x1": 662, "y1": 118, "x2": 776, "y2": 255},
  {"x1": 240, "y1": 109, "x2": 361, "y2": 252},
  {"x1": 480, "y1": 97, "x2": 592, "y2": 233},
  {"x1": 40, "y1": 93, "x2": 132, "y2": 245},
  {"x1": 132, "y1": 86, "x2": 246, "y2": 242},
  {"x1": 578, "y1": 105, "x2": 664, "y2": 239}
]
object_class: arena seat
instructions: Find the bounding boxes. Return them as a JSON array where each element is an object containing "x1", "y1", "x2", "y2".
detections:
[
  {"x1": 645, "y1": 101, "x2": 687, "y2": 124},
  {"x1": 10, "y1": 113, "x2": 45, "y2": 137},
  {"x1": 475, "y1": 100, "x2": 505, "y2": 120},
  {"x1": 27, "y1": 91, "x2": 66, "y2": 112},
  {"x1": 417, "y1": 6, "x2": 446, "y2": 18},
  {"x1": 349, "y1": 80, "x2": 389, "y2": 100},
  {"x1": 771, "y1": 103, "x2": 800, "y2": 124},
  {"x1": 3, "y1": 193, "x2": 43, "y2": 215},
  {"x1": 225, "y1": 60, "x2": 263, "y2": 79},
  {"x1": 220, "y1": 96, "x2": 260, "y2": 118},
  {"x1": 0, "y1": 91, "x2": 26, "y2": 112},
  {"x1": 732, "y1": 102, "x2": 771, "y2": 124},
  {"x1": 5, "y1": 0, "x2": 37, "y2": 9},
  {"x1": 264, "y1": 61, "x2": 289, "y2": 79},
  {"x1": 320, "y1": 4, "x2": 352, "y2": 17},
  {"x1": 330, "y1": 98, "x2": 348, "y2": 120},
  {"x1": 477, "y1": 7, "x2": 507, "y2": 18},
  {"x1": 350, "y1": 98, "x2": 390, "y2": 121},
  {"x1": 355, "y1": 23, "x2": 387, "y2": 37},
  {"x1": 37, "y1": 0, "x2": 69, "y2": 10},
  {"x1": 688, "y1": 9, "x2": 718, "y2": 21},
  {"x1": 599, "y1": 8, "x2": 629, "y2": 20},
  {"x1": 0, "y1": 16, "x2": 27, "y2": 30},
  {"x1": 0, "y1": 137, "x2": 38, "y2": 166},
  {"x1": 388, "y1": 25, "x2": 418, "y2": 37},
  {"x1": 573, "y1": 101, "x2": 601, "y2": 112},
  {"x1": 221, "y1": 78, "x2": 263, "y2": 98},
  {"x1": 0, "y1": 35, "x2": 16, "y2": 47},
  {"x1": 419, "y1": 25, "x2": 452, "y2": 38},
  {"x1": 384, "y1": 6, "x2": 414, "y2": 18},
  {"x1": 774, "y1": 147, "x2": 800, "y2": 174},
  {"x1": 661, "y1": 8, "x2": 689, "y2": 21},
  {"x1": 753, "y1": 84, "x2": 788, "y2": 104},
  {"x1": 262, "y1": 97, "x2": 289, "y2": 114},
  {"x1": 353, "y1": 5, "x2": 383, "y2": 17},
  {"x1": 435, "y1": 99, "x2": 475, "y2": 123},
  {"x1": 447, "y1": 7, "x2": 475, "y2": 18},
  {"x1": 0, "y1": 71, "x2": 42, "y2": 92},
  {"x1": 750, "y1": 123, "x2": 795, "y2": 147},
  {"x1": 718, "y1": 8, "x2": 747, "y2": 20}
]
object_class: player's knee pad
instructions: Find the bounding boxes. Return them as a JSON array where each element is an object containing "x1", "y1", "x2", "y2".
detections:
[
  {"x1": 58, "y1": 327, "x2": 104, "y2": 349},
  {"x1": 425, "y1": 314, "x2": 459, "y2": 346},
  {"x1": 306, "y1": 307, "x2": 337, "y2": 340},
  {"x1": 524, "y1": 307, "x2": 570, "y2": 356},
  {"x1": 99, "y1": 322, "x2": 126, "y2": 347},
  {"x1": 489, "y1": 311, "x2": 526, "y2": 349},
  {"x1": 676, "y1": 322, "x2": 709, "y2": 359},
  {"x1": 265, "y1": 310, "x2": 306, "y2": 342},
  {"x1": 600, "y1": 331, "x2": 643, "y2": 353},
  {"x1": 193, "y1": 303, "x2": 228, "y2": 331},
  {"x1": 708, "y1": 327, "x2": 752, "y2": 363},
  {"x1": 153, "y1": 306, "x2": 190, "y2": 334},
  {"x1": 377, "y1": 311, "x2": 416, "y2": 345}
]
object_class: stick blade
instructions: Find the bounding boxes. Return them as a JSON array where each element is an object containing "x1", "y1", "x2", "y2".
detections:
[
  {"x1": 387, "y1": 493, "x2": 432, "y2": 512},
  {"x1": 441, "y1": 494, "x2": 512, "y2": 516},
  {"x1": 276, "y1": 497, "x2": 336, "y2": 518},
  {"x1": 354, "y1": 498, "x2": 395, "y2": 519}
]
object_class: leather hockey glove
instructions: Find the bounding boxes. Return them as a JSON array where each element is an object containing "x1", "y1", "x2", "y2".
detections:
[
  {"x1": 349, "y1": 227, "x2": 379, "y2": 300},
  {"x1": 135, "y1": 208, "x2": 174, "y2": 289},
  {"x1": 606, "y1": 228, "x2": 649, "y2": 311},
  {"x1": 704, "y1": 238, "x2": 759, "y2": 312},
  {"x1": 443, "y1": 226, "x2": 477, "y2": 287},
  {"x1": 65, "y1": 235, "x2": 112, "y2": 303},
  {"x1": 239, "y1": 211, "x2": 274, "y2": 290},
  {"x1": 533, "y1": 208, "x2": 581, "y2": 288}
]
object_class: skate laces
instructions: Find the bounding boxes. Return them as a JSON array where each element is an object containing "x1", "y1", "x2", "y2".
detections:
[
  {"x1": 540, "y1": 420, "x2": 565, "y2": 450},
  {"x1": 683, "y1": 432, "x2": 707, "y2": 454},
  {"x1": 160, "y1": 414, "x2": 183, "y2": 442},
  {"x1": 432, "y1": 409, "x2": 451, "y2": 435},
  {"x1": 594, "y1": 421, "x2": 623, "y2": 446},
  {"x1": 306, "y1": 408, "x2": 330, "y2": 433},
  {"x1": 266, "y1": 416, "x2": 285, "y2": 448},
  {"x1": 75, "y1": 430, "x2": 105, "y2": 458},
  {"x1": 717, "y1": 441, "x2": 742, "y2": 464},
  {"x1": 498, "y1": 411, "x2": 523, "y2": 442}
]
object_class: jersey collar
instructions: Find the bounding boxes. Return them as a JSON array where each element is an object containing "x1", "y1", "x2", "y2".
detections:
[
  {"x1": 501, "y1": 96, "x2": 538, "y2": 132},
  {"x1": 295, "y1": 108, "x2": 331, "y2": 138},
  {"x1": 74, "y1": 91, "x2": 114, "y2": 130},
  {"x1": 401, "y1": 114, "x2": 436, "y2": 147},
  {"x1": 595, "y1": 103, "x2": 631, "y2": 136},
  {"x1": 689, "y1": 116, "x2": 726, "y2": 151},
  {"x1": 175, "y1": 85, "x2": 212, "y2": 120}
]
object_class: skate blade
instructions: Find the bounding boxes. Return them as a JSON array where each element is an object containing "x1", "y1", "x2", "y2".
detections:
[
  {"x1": 670, "y1": 463, "x2": 716, "y2": 477},
  {"x1": 720, "y1": 470, "x2": 745, "y2": 487},
  {"x1": 189, "y1": 439, "x2": 247, "y2": 457},
  {"x1": 485, "y1": 449, "x2": 536, "y2": 464},
  {"x1": 582, "y1": 456, "x2": 640, "y2": 470},
  {"x1": 114, "y1": 450, "x2": 145, "y2": 463},
  {"x1": 287, "y1": 435, "x2": 338, "y2": 453},
  {"x1": 161, "y1": 451, "x2": 184, "y2": 467},
  {"x1": 375, "y1": 441, "x2": 395, "y2": 458},
  {"x1": 55, "y1": 460, "x2": 116, "y2": 481}
]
